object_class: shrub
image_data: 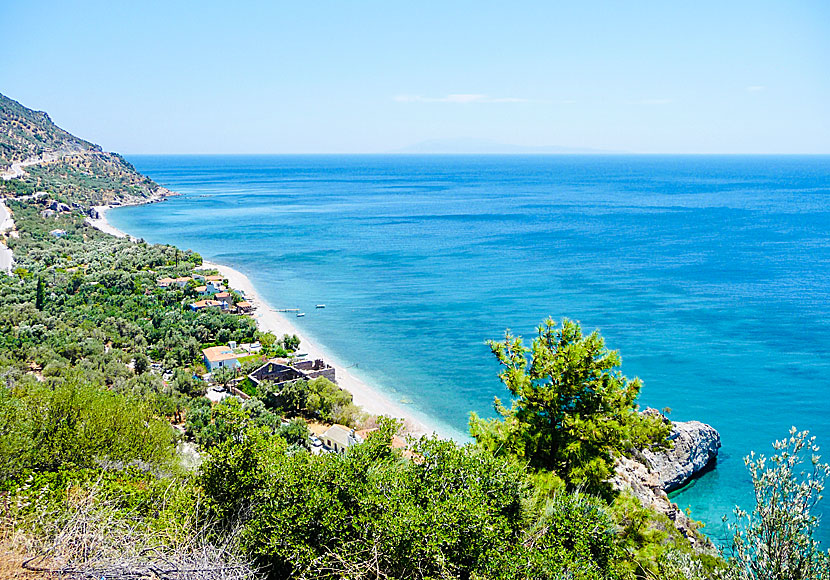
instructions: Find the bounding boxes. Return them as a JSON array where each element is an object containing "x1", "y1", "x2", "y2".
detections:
[{"x1": 728, "y1": 427, "x2": 830, "y2": 580}]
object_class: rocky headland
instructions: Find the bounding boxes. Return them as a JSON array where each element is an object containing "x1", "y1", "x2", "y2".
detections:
[{"x1": 613, "y1": 409, "x2": 721, "y2": 547}]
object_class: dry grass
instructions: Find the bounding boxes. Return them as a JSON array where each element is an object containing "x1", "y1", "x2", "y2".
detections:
[
  {"x1": 0, "y1": 537, "x2": 56, "y2": 579},
  {"x1": 1, "y1": 480, "x2": 260, "y2": 580}
]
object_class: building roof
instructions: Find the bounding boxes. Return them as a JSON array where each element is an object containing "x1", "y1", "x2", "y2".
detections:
[
  {"x1": 191, "y1": 299, "x2": 222, "y2": 309},
  {"x1": 202, "y1": 345, "x2": 241, "y2": 363},
  {"x1": 175, "y1": 276, "x2": 192, "y2": 283},
  {"x1": 194, "y1": 285, "x2": 207, "y2": 292},
  {"x1": 214, "y1": 292, "x2": 232, "y2": 299},
  {"x1": 157, "y1": 277, "x2": 175, "y2": 285},
  {"x1": 236, "y1": 301, "x2": 252, "y2": 308},
  {"x1": 321, "y1": 424, "x2": 356, "y2": 449},
  {"x1": 206, "y1": 275, "x2": 223, "y2": 281}
]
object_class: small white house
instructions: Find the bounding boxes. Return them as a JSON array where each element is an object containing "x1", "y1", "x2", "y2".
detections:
[
  {"x1": 320, "y1": 425, "x2": 362, "y2": 454},
  {"x1": 202, "y1": 345, "x2": 242, "y2": 372},
  {"x1": 197, "y1": 280, "x2": 224, "y2": 295}
]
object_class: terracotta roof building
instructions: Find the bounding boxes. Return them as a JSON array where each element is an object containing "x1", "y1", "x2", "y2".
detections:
[
  {"x1": 190, "y1": 299, "x2": 223, "y2": 311},
  {"x1": 202, "y1": 345, "x2": 243, "y2": 372}
]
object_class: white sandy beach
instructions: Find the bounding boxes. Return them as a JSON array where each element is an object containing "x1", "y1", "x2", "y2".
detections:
[
  {"x1": 91, "y1": 203, "x2": 438, "y2": 437},
  {"x1": 89, "y1": 205, "x2": 143, "y2": 240},
  {"x1": 201, "y1": 260, "x2": 434, "y2": 436}
]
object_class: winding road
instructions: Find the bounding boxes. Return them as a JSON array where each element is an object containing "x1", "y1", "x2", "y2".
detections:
[{"x1": 1, "y1": 148, "x2": 89, "y2": 181}]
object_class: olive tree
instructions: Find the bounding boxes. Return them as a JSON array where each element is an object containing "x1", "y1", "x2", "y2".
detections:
[{"x1": 728, "y1": 427, "x2": 830, "y2": 580}]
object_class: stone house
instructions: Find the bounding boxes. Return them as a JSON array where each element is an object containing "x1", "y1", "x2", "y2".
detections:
[{"x1": 247, "y1": 358, "x2": 336, "y2": 387}]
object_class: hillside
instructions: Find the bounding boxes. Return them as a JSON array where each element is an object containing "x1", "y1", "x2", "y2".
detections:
[
  {"x1": 0, "y1": 93, "x2": 166, "y2": 205},
  {"x1": 2, "y1": 94, "x2": 821, "y2": 580}
]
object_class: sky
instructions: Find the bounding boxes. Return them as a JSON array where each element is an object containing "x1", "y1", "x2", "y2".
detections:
[{"x1": 1, "y1": 1, "x2": 829, "y2": 154}]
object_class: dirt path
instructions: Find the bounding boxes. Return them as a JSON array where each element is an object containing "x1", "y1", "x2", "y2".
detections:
[{"x1": 1, "y1": 149, "x2": 88, "y2": 181}]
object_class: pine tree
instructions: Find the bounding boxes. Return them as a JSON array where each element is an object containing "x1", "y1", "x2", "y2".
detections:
[{"x1": 470, "y1": 317, "x2": 672, "y2": 496}]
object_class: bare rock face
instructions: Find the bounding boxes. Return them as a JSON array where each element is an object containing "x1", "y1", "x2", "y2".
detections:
[
  {"x1": 642, "y1": 414, "x2": 721, "y2": 492},
  {"x1": 611, "y1": 410, "x2": 721, "y2": 548},
  {"x1": 611, "y1": 456, "x2": 707, "y2": 545}
]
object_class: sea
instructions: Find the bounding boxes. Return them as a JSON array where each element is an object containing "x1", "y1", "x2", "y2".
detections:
[{"x1": 110, "y1": 154, "x2": 830, "y2": 546}]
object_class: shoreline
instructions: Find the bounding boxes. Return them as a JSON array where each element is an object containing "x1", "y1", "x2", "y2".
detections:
[
  {"x1": 201, "y1": 260, "x2": 436, "y2": 436},
  {"x1": 88, "y1": 205, "x2": 132, "y2": 238},
  {"x1": 93, "y1": 197, "x2": 442, "y2": 438}
]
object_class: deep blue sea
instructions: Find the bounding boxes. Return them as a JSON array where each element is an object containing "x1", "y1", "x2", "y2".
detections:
[{"x1": 112, "y1": 155, "x2": 830, "y2": 545}]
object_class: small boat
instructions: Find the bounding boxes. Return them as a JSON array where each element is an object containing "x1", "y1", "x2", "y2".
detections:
[
  {"x1": 316, "y1": 304, "x2": 326, "y2": 309},
  {"x1": 296, "y1": 312, "x2": 305, "y2": 317}
]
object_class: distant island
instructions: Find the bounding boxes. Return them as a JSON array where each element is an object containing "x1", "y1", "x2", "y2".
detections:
[{"x1": 395, "y1": 137, "x2": 621, "y2": 154}]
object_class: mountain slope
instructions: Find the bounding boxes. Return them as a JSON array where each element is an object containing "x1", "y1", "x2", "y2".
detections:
[
  {"x1": 0, "y1": 93, "x2": 166, "y2": 205},
  {"x1": 0, "y1": 93, "x2": 98, "y2": 166}
]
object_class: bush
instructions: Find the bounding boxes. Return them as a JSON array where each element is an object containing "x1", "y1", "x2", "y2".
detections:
[
  {"x1": 471, "y1": 317, "x2": 671, "y2": 497},
  {"x1": 0, "y1": 378, "x2": 177, "y2": 480},
  {"x1": 728, "y1": 427, "x2": 830, "y2": 580}
]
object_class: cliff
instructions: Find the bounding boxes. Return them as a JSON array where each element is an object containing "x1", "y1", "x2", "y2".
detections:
[
  {"x1": 0, "y1": 93, "x2": 97, "y2": 167},
  {"x1": 613, "y1": 410, "x2": 721, "y2": 548}
]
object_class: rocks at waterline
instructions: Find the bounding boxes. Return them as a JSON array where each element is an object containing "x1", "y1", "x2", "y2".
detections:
[
  {"x1": 612, "y1": 410, "x2": 721, "y2": 547},
  {"x1": 641, "y1": 410, "x2": 721, "y2": 492}
]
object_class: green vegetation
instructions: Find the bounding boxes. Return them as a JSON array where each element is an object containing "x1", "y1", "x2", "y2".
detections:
[
  {"x1": 200, "y1": 419, "x2": 625, "y2": 579},
  {"x1": 0, "y1": 378, "x2": 176, "y2": 480},
  {"x1": 2, "y1": 95, "x2": 828, "y2": 578},
  {"x1": 727, "y1": 428, "x2": 830, "y2": 579},
  {"x1": 257, "y1": 375, "x2": 364, "y2": 426},
  {"x1": 471, "y1": 318, "x2": 671, "y2": 496}
]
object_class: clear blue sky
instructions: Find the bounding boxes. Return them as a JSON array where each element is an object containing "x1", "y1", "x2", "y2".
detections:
[{"x1": 2, "y1": 1, "x2": 828, "y2": 153}]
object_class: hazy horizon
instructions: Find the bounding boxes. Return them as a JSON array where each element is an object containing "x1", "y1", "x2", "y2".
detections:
[{"x1": 2, "y1": 1, "x2": 829, "y2": 155}]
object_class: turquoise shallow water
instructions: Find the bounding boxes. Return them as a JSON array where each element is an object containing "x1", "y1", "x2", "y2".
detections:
[{"x1": 110, "y1": 154, "x2": 830, "y2": 545}]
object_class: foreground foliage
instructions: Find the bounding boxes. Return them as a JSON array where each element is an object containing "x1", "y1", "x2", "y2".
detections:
[
  {"x1": 471, "y1": 318, "x2": 671, "y2": 496},
  {"x1": 200, "y1": 420, "x2": 627, "y2": 580},
  {"x1": 0, "y1": 377, "x2": 176, "y2": 480},
  {"x1": 728, "y1": 428, "x2": 830, "y2": 580}
]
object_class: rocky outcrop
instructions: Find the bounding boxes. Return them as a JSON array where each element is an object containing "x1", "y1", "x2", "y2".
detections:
[
  {"x1": 642, "y1": 412, "x2": 721, "y2": 492},
  {"x1": 48, "y1": 200, "x2": 71, "y2": 213},
  {"x1": 612, "y1": 455, "x2": 709, "y2": 545},
  {"x1": 612, "y1": 410, "x2": 721, "y2": 548}
]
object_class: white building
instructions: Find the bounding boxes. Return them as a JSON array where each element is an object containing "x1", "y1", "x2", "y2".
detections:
[{"x1": 202, "y1": 345, "x2": 242, "y2": 372}]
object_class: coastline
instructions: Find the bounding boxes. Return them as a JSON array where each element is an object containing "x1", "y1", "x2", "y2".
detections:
[
  {"x1": 201, "y1": 260, "x2": 435, "y2": 436},
  {"x1": 93, "y1": 197, "x2": 439, "y2": 437},
  {"x1": 88, "y1": 205, "x2": 134, "y2": 239}
]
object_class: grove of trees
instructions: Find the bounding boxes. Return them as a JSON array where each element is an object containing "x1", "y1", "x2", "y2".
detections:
[{"x1": 1, "y1": 196, "x2": 828, "y2": 580}]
